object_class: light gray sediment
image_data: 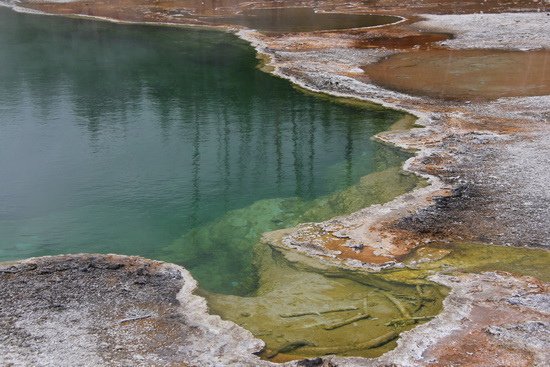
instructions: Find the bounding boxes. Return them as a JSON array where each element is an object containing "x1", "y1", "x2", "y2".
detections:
[
  {"x1": 0, "y1": 254, "x2": 267, "y2": 367},
  {"x1": 413, "y1": 12, "x2": 550, "y2": 50}
]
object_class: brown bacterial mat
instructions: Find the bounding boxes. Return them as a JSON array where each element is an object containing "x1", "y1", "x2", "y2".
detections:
[{"x1": 362, "y1": 49, "x2": 550, "y2": 100}]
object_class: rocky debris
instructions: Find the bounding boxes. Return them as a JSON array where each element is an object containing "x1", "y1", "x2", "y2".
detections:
[
  {"x1": 508, "y1": 294, "x2": 550, "y2": 313},
  {"x1": 0, "y1": 254, "x2": 266, "y2": 367},
  {"x1": 394, "y1": 119, "x2": 550, "y2": 248},
  {"x1": 486, "y1": 321, "x2": 550, "y2": 366},
  {"x1": 296, "y1": 358, "x2": 325, "y2": 367}
]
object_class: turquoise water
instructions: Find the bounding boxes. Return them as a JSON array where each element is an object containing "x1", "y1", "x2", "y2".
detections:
[{"x1": 0, "y1": 9, "x2": 412, "y2": 294}]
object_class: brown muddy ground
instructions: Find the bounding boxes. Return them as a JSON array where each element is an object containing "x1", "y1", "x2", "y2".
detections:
[{"x1": 362, "y1": 49, "x2": 550, "y2": 101}]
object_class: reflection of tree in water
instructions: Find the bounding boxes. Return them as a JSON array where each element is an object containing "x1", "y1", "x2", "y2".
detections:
[
  {"x1": 1, "y1": 12, "x2": 390, "y2": 196},
  {"x1": 190, "y1": 101, "x2": 201, "y2": 230},
  {"x1": 0, "y1": 9, "x2": 409, "y2": 293}
]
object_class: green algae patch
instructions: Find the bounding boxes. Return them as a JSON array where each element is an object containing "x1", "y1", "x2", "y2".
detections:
[
  {"x1": 164, "y1": 163, "x2": 434, "y2": 359},
  {"x1": 163, "y1": 166, "x2": 422, "y2": 295},
  {"x1": 292, "y1": 85, "x2": 389, "y2": 111},
  {"x1": 387, "y1": 113, "x2": 421, "y2": 132},
  {"x1": 205, "y1": 244, "x2": 446, "y2": 362},
  {"x1": 299, "y1": 166, "x2": 423, "y2": 223},
  {"x1": 255, "y1": 52, "x2": 275, "y2": 73},
  {"x1": 384, "y1": 242, "x2": 550, "y2": 284},
  {"x1": 211, "y1": 239, "x2": 550, "y2": 361},
  {"x1": 200, "y1": 222, "x2": 550, "y2": 360}
]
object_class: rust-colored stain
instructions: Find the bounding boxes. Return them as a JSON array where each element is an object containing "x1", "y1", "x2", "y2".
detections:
[
  {"x1": 319, "y1": 233, "x2": 395, "y2": 264},
  {"x1": 429, "y1": 304, "x2": 536, "y2": 367}
]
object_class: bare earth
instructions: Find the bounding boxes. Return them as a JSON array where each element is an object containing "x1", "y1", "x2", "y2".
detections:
[{"x1": 0, "y1": 0, "x2": 549, "y2": 366}]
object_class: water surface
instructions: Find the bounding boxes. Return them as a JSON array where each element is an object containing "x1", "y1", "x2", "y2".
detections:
[
  {"x1": 204, "y1": 7, "x2": 401, "y2": 33},
  {"x1": 0, "y1": 8, "x2": 412, "y2": 294},
  {"x1": 363, "y1": 49, "x2": 550, "y2": 100}
]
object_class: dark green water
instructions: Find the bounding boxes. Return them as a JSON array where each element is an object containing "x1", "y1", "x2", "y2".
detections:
[{"x1": 0, "y1": 8, "x2": 413, "y2": 294}]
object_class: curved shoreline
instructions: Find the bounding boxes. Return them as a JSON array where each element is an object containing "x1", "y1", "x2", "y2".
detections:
[
  {"x1": 0, "y1": 0, "x2": 451, "y2": 270},
  {"x1": 3, "y1": 5, "x2": 548, "y2": 265},
  {"x1": 239, "y1": 12, "x2": 550, "y2": 265}
]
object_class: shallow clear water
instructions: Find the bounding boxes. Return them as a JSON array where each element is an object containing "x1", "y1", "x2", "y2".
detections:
[
  {"x1": 0, "y1": 8, "x2": 412, "y2": 294},
  {"x1": 204, "y1": 7, "x2": 401, "y2": 33},
  {"x1": 363, "y1": 49, "x2": 550, "y2": 100}
]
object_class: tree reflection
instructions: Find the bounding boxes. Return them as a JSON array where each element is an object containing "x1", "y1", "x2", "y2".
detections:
[{"x1": 0, "y1": 8, "x2": 409, "y2": 293}]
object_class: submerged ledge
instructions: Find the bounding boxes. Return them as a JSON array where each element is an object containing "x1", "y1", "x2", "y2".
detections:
[{"x1": 1, "y1": 254, "x2": 548, "y2": 366}]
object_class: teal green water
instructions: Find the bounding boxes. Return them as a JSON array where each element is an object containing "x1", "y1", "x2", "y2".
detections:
[{"x1": 0, "y1": 9, "x2": 414, "y2": 295}]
